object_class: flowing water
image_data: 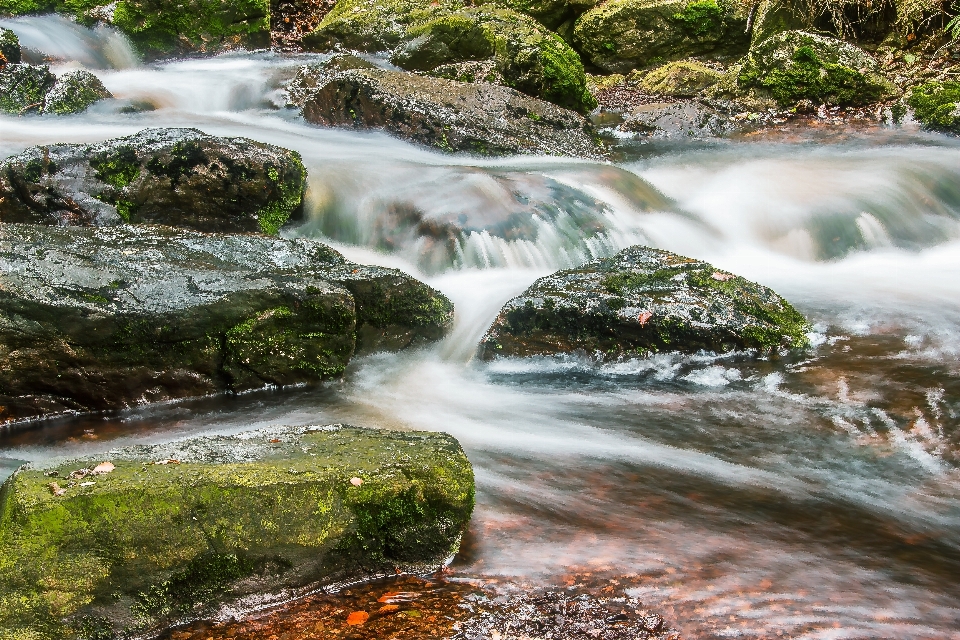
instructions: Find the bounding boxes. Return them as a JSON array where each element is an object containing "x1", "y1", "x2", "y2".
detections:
[{"x1": 3, "y1": 16, "x2": 960, "y2": 639}]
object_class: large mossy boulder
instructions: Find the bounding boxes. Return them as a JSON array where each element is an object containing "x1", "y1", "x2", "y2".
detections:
[
  {"x1": 0, "y1": 424, "x2": 475, "y2": 640},
  {"x1": 636, "y1": 59, "x2": 722, "y2": 96},
  {"x1": 572, "y1": 0, "x2": 749, "y2": 74},
  {"x1": 289, "y1": 64, "x2": 602, "y2": 157},
  {"x1": 0, "y1": 128, "x2": 305, "y2": 233},
  {"x1": 0, "y1": 224, "x2": 454, "y2": 425},
  {"x1": 478, "y1": 245, "x2": 809, "y2": 360},
  {"x1": 0, "y1": 0, "x2": 271, "y2": 58},
  {"x1": 42, "y1": 69, "x2": 113, "y2": 114},
  {"x1": 485, "y1": 0, "x2": 599, "y2": 31},
  {"x1": 736, "y1": 30, "x2": 890, "y2": 107},
  {"x1": 908, "y1": 81, "x2": 960, "y2": 133},
  {"x1": 0, "y1": 63, "x2": 55, "y2": 114},
  {"x1": 301, "y1": 0, "x2": 596, "y2": 114}
]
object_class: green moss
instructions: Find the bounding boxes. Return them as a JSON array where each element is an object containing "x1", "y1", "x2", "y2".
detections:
[
  {"x1": 91, "y1": 146, "x2": 141, "y2": 189},
  {"x1": 908, "y1": 81, "x2": 960, "y2": 133},
  {"x1": 739, "y1": 44, "x2": 884, "y2": 106},
  {"x1": 255, "y1": 152, "x2": 305, "y2": 235},
  {"x1": 671, "y1": 0, "x2": 722, "y2": 35},
  {"x1": 0, "y1": 63, "x2": 56, "y2": 114},
  {"x1": 0, "y1": 426, "x2": 473, "y2": 640}
]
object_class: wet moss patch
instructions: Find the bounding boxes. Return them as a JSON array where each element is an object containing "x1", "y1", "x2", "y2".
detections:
[{"x1": 908, "y1": 81, "x2": 960, "y2": 133}]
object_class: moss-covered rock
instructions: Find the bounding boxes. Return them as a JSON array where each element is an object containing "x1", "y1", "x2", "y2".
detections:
[
  {"x1": 478, "y1": 245, "x2": 809, "y2": 360},
  {"x1": 289, "y1": 64, "x2": 602, "y2": 157},
  {"x1": 0, "y1": 26, "x2": 21, "y2": 64},
  {"x1": 748, "y1": 0, "x2": 807, "y2": 46},
  {"x1": 42, "y1": 69, "x2": 113, "y2": 114},
  {"x1": 0, "y1": 128, "x2": 305, "y2": 233},
  {"x1": 483, "y1": 0, "x2": 599, "y2": 31},
  {"x1": 0, "y1": 424, "x2": 475, "y2": 640},
  {"x1": 636, "y1": 59, "x2": 722, "y2": 96},
  {"x1": 301, "y1": 0, "x2": 596, "y2": 114},
  {"x1": 907, "y1": 81, "x2": 960, "y2": 133},
  {"x1": 572, "y1": 0, "x2": 749, "y2": 74},
  {"x1": 0, "y1": 224, "x2": 453, "y2": 425},
  {"x1": 0, "y1": 0, "x2": 271, "y2": 58},
  {"x1": 0, "y1": 62, "x2": 55, "y2": 113},
  {"x1": 737, "y1": 30, "x2": 891, "y2": 107}
]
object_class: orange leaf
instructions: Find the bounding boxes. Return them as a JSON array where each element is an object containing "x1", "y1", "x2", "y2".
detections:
[
  {"x1": 378, "y1": 604, "x2": 400, "y2": 613},
  {"x1": 638, "y1": 311, "x2": 653, "y2": 326},
  {"x1": 346, "y1": 611, "x2": 369, "y2": 625}
]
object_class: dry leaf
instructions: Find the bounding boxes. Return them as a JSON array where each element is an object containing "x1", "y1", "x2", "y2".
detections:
[
  {"x1": 638, "y1": 311, "x2": 653, "y2": 326},
  {"x1": 378, "y1": 604, "x2": 400, "y2": 613},
  {"x1": 92, "y1": 462, "x2": 115, "y2": 475},
  {"x1": 350, "y1": 477, "x2": 363, "y2": 486},
  {"x1": 48, "y1": 482, "x2": 66, "y2": 497},
  {"x1": 154, "y1": 459, "x2": 180, "y2": 465},
  {"x1": 269, "y1": 439, "x2": 281, "y2": 443},
  {"x1": 69, "y1": 469, "x2": 90, "y2": 479},
  {"x1": 711, "y1": 272, "x2": 734, "y2": 281},
  {"x1": 346, "y1": 611, "x2": 369, "y2": 625}
]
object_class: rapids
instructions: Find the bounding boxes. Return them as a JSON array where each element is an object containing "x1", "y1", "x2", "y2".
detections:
[{"x1": 3, "y1": 16, "x2": 960, "y2": 639}]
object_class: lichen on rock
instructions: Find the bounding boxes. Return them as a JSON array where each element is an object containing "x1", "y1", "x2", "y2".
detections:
[
  {"x1": 0, "y1": 128, "x2": 306, "y2": 233},
  {"x1": 0, "y1": 424, "x2": 475, "y2": 640},
  {"x1": 479, "y1": 245, "x2": 809, "y2": 360},
  {"x1": 736, "y1": 30, "x2": 891, "y2": 107},
  {"x1": 572, "y1": 0, "x2": 749, "y2": 74}
]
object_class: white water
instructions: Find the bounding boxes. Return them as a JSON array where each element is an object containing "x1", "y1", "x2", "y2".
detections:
[{"x1": 3, "y1": 17, "x2": 960, "y2": 639}]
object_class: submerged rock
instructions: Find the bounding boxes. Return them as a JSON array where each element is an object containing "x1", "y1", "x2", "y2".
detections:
[
  {"x1": 290, "y1": 64, "x2": 602, "y2": 157},
  {"x1": 42, "y1": 68, "x2": 113, "y2": 114},
  {"x1": 0, "y1": 62, "x2": 55, "y2": 114},
  {"x1": 908, "y1": 81, "x2": 960, "y2": 133},
  {"x1": 301, "y1": 0, "x2": 595, "y2": 113},
  {"x1": 0, "y1": 423, "x2": 475, "y2": 640},
  {"x1": 573, "y1": 0, "x2": 749, "y2": 74},
  {"x1": 0, "y1": 128, "x2": 306, "y2": 233},
  {"x1": 0, "y1": 224, "x2": 453, "y2": 425},
  {"x1": 736, "y1": 30, "x2": 891, "y2": 107},
  {"x1": 479, "y1": 245, "x2": 809, "y2": 360}
]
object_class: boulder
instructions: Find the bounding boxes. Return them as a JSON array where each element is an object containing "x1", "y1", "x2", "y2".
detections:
[
  {"x1": 0, "y1": 224, "x2": 454, "y2": 425},
  {"x1": 0, "y1": 128, "x2": 306, "y2": 234},
  {"x1": 907, "y1": 81, "x2": 960, "y2": 134},
  {"x1": 747, "y1": 0, "x2": 807, "y2": 45},
  {"x1": 573, "y1": 0, "x2": 749, "y2": 74},
  {"x1": 0, "y1": 424, "x2": 475, "y2": 640},
  {"x1": 0, "y1": 26, "x2": 21, "y2": 64},
  {"x1": 736, "y1": 30, "x2": 891, "y2": 107},
  {"x1": 42, "y1": 69, "x2": 113, "y2": 114},
  {"x1": 301, "y1": 0, "x2": 596, "y2": 114},
  {"x1": 289, "y1": 65, "x2": 603, "y2": 157},
  {"x1": 478, "y1": 245, "x2": 809, "y2": 360},
  {"x1": 636, "y1": 59, "x2": 723, "y2": 96},
  {"x1": 0, "y1": 63, "x2": 55, "y2": 114}
]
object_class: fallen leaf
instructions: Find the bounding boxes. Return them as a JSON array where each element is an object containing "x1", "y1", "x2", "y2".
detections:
[
  {"x1": 269, "y1": 439, "x2": 281, "y2": 443},
  {"x1": 711, "y1": 272, "x2": 734, "y2": 281},
  {"x1": 48, "y1": 482, "x2": 66, "y2": 497},
  {"x1": 378, "y1": 604, "x2": 400, "y2": 613},
  {"x1": 350, "y1": 477, "x2": 363, "y2": 486},
  {"x1": 154, "y1": 459, "x2": 180, "y2": 465},
  {"x1": 91, "y1": 462, "x2": 115, "y2": 475},
  {"x1": 69, "y1": 469, "x2": 90, "y2": 479},
  {"x1": 346, "y1": 611, "x2": 369, "y2": 625},
  {"x1": 638, "y1": 311, "x2": 653, "y2": 326}
]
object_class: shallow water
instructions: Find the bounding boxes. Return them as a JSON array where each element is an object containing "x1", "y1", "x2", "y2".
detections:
[{"x1": 3, "y1": 17, "x2": 960, "y2": 639}]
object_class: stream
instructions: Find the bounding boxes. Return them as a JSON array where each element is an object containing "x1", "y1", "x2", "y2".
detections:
[{"x1": 3, "y1": 15, "x2": 960, "y2": 639}]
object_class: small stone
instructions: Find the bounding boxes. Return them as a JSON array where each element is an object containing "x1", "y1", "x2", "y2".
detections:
[
  {"x1": 91, "y1": 462, "x2": 115, "y2": 475},
  {"x1": 48, "y1": 482, "x2": 66, "y2": 496},
  {"x1": 350, "y1": 477, "x2": 363, "y2": 486}
]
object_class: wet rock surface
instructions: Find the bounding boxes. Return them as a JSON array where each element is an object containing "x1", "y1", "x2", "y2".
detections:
[
  {"x1": 479, "y1": 244, "x2": 809, "y2": 360},
  {"x1": 0, "y1": 128, "x2": 306, "y2": 233},
  {"x1": 0, "y1": 62, "x2": 56, "y2": 114},
  {"x1": 42, "y1": 68, "x2": 113, "y2": 114},
  {"x1": 0, "y1": 424, "x2": 475, "y2": 640},
  {"x1": 0, "y1": 224, "x2": 453, "y2": 425},
  {"x1": 290, "y1": 64, "x2": 603, "y2": 157}
]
